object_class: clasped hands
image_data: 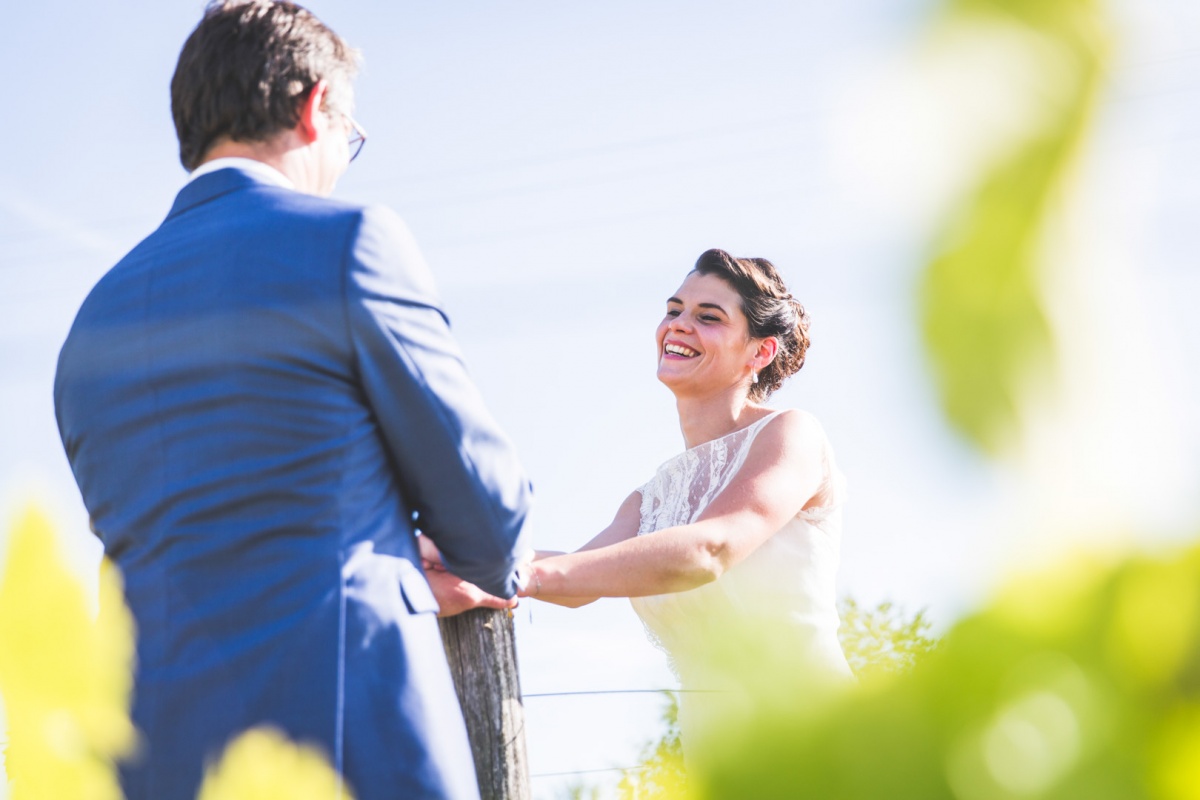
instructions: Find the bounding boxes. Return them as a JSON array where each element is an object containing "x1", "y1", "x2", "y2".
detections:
[{"x1": 418, "y1": 535, "x2": 533, "y2": 618}]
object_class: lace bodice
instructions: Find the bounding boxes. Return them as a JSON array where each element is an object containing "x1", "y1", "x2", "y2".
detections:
[
  {"x1": 630, "y1": 410, "x2": 851, "y2": 683},
  {"x1": 637, "y1": 410, "x2": 845, "y2": 534},
  {"x1": 636, "y1": 413, "x2": 760, "y2": 535}
]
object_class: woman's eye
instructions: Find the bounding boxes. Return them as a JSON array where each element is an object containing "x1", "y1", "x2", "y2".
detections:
[
  {"x1": 666, "y1": 309, "x2": 681, "y2": 317},
  {"x1": 700, "y1": 315, "x2": 719, "y2": 323}
]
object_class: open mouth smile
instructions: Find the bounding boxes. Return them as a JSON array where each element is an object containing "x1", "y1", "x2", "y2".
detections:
[{"x1": 663, "y1": 342, "x2": 700, "y2": 359}]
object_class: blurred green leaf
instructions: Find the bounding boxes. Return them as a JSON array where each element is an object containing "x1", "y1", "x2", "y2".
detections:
[
  {"x1": 838, "y1": 598, "x2": 939, "y2": 682},
  {"x1": 197, "y1": 726, "x2": 353, "y2": 800},
  {"x1": 698, "y1": 542, "x2": 1200, "y2": 800},
  {"x1": 919, "y1": 0, "x2": 1111, "y2": 453},
  {"x1": 0, "y1": 508, "x2": 136, "y2": 800},
  {"x1": 614, "y1": 601, "x2": 938, "y2": 800},
  {"x1": 617, "y1": 691, "x2": 687, "y2": 800}
]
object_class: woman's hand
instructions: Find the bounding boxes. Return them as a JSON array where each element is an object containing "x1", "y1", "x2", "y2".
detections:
[
  {"x1": 514, "y1": 492, "x2": 644, "y2": 608},
  {"x1": 516, "y1": 563, "x2": 541, "y2": 599}
]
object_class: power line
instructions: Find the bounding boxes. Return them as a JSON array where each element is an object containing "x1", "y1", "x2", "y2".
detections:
[
  {"x1": 352, "y1": 111, "x2": 822, "y2": 190},
  {"x1": 0, "y1": 116, "x2": 818, "y2": 257},
  {"x1": 532, "y1": 767, "x2": 648, "y2": 777},
  {"x1": 0, "y1": 212, "x2": 165, "y2": 248},
  {"x1": 1128, "y1": 47, "x2": 1200, "y2": 68},
  {"x1": 5, "y1": 66, "x2": 1199, "y2": 268},
  {"x1": 524, "y1": 689, "x2": 715, "y2": 698},
  {"x1": 0, "y1": 148, "x2": 803, "y2": 263},
  {"x1": 382, "y1": 141, "x2": 803, "y2": 213},
  {"x1": 0, "y1": 182, "x2": 801, "y2": 282},
  {"x1": 418, "y1": 186, "x2": 796, "y2": 252}
]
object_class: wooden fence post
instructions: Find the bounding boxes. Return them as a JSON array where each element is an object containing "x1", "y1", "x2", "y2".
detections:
[{"x1": 439, "y1": 608, "x2": 531, "y2": 800}]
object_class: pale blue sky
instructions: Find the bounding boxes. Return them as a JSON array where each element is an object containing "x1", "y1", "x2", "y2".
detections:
[{"x1": 2, "y1": 1, "x2": 1199, "y2": 796}]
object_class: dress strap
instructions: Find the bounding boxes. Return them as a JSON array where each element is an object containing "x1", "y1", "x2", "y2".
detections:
[
  {"x1": 735, "y1": 409, "x2": 786, "y2": 450},
  {"x1": 750, "y1": 409, "x2": 785, "y2": 433}
]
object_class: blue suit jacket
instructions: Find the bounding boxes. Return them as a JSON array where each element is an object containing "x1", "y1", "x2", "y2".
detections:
[{"x1": 54, "y1": 168, "x2": 532, "y2": 800}]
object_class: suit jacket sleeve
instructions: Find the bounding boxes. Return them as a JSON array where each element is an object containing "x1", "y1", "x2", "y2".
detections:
[{"x1": 343, "y1": 205, "x2": 532, "y2": 598}]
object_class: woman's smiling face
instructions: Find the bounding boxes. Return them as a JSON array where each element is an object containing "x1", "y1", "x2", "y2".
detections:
[{"x1": 655, "y1": 271, "x2": 759, "y2": 398}]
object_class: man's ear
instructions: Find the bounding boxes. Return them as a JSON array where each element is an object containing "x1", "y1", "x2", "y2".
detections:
[{"x1": 296, "y1": 79, "x2": 330, "y2": 143}]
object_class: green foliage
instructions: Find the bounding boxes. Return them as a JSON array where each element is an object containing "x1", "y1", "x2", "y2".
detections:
[
  {"x1": 918, "y1": 0, "x2": 1112, "y2": 453},
  {"x1": 197, "y1": 727, "x2": 354, "y2": 800},
  {"x1": 0, "y1": 510, "x2": 352, "y2": 800},
  {"x1": 601, "y1": 600, "x2": 937, "y2": 800},
  {"x1": 0, "y1": 508, "x2": 135, "y2": 800},
  {"x1": 698, "y1": 544, "x2": 1200, "y2": 799},
  {"x1": 616, "y1": 691, "x2": 687, "y2": 800},
  {"x1": 555, "y1": 780, "x2": 605, "y2": 800},
  {"x1": 838, "y1": 598, "x2": 939, "y2": 682}
]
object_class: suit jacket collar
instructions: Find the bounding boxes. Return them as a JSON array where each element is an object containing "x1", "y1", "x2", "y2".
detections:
[{"x1": 165, "y1": 167, "x2": 280, "y2": 221}]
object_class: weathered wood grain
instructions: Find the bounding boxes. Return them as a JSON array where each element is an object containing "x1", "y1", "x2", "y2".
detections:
[{"x1": 439, "y1": 608, "x2": 530, "y2": 800}]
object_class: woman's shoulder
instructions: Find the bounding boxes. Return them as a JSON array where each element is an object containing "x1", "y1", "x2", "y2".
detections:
[
  {"x1": 757, "y1": 409, "x2": 845, "y2": 515},
  {"x1": 643, "y1": 407, "x2": 830, "y2": 483},
  {"x1": 753, "y1": 407, "x2": 830, "y2": 452}
]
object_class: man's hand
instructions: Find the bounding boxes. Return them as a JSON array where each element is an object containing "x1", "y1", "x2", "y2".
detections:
[
  {"x1": 418, "y1": 534, "x2": 445, "y2": 573},
  {"x1": 424, "y1": 567, "x2": 517, "y2": 618},
  {"x1": 417, "y1": 535, "x2": 523, "y2": 616}
]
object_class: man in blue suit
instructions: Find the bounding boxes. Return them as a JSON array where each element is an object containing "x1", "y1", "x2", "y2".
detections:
[{"x1": 53, "y1": 2, "x2": 531, "y2": 798}]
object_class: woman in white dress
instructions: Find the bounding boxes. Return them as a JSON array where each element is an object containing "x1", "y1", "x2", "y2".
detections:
[{"x1": 518, "y1": 248, "x2": 854, "y2": 762}]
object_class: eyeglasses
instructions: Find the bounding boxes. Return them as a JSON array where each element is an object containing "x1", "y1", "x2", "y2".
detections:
[{"x1": 342, "y1": 113, "x2": 367, "y2": 163}]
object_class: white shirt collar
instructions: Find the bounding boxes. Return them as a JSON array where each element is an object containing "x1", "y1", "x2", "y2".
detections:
[{"x1": 188, "y1": 157, "x2": 296, "y2": 191}]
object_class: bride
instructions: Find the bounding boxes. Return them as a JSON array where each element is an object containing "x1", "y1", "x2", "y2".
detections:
[{"x1": 518, "y1": 248, "x2": 854, "y2": 763}]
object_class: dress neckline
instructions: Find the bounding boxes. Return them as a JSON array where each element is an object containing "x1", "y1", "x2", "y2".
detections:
[{"x1": 683, "y1": 408, "x2": 784, "y2": 453}]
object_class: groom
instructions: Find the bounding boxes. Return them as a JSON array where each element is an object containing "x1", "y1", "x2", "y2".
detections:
[{"x1": 53, "y1": 2, "x2": 531, "y2": 799}]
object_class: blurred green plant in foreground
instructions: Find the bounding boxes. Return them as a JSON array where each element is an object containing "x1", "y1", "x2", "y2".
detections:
[
  {"x1": 698, "y1": 544, "x2": 1200, "y2": 799},
  {"x1": 616, "y1": 691, "x2": 687, "y2": 800},
  {"x1": 838, "y1": 598, "x2": 939, "y2": 683},
  {"x1": 0, "y1": 508, "x2": 135, "y2": 800},
  {"x1": 594, "y1": 547, "x2": 1200, "y2": 800},
  {"x1": 919, "y1": 0, "x2": 1111, "y2": 453},
  {"x1": 0, "y1": 509, "x2": 354, "y2": 800},
  {"x1": 196, "y1": 726, "x2": 353, "y2": 800},
  {"x1": 598, "y1": 600, "x2": 938, "y2": 800}
]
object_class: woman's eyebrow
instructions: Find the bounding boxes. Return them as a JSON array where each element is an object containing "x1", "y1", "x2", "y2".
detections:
[
  {"x1": 666, "y1": 297, "x2": 727, "y2": 315},
  {"x1": 662, "y1": 297, "x2": 724, "y2": 316}
]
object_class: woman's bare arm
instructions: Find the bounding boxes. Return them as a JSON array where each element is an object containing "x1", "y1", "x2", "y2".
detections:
[
  {"x1": 420, "y1": 492, "x2": 644, "y2": 609},
  {"x1": 529, "y1": 490, "x2": 644, "y2": 607},
  {"x1": 521, "y1": 411, "x2": 827, "y2": 599}
]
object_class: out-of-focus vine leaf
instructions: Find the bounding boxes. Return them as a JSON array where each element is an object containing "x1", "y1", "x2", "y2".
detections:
[
  {"x1": 699, "y1": 541, "x2": 1200, "y2": 800},
  {"x1": 0, "y1": 508, "x2": 136, "y2": 800},
  {"x1": 197, "y1": 726, "x2": 354, "y2": 800},
  {"x1": 838, "y1": 598, "x2": 938, "y2": 682},
  {"x1": 919, "y1": 0, "x2": 1111, "y2": 453},
  {"x1": 617, "y1": 691, "x2": 687, "y2": 800}
]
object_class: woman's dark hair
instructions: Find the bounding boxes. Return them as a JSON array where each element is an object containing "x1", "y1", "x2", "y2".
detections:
[
  {"x1": 171, "y1": 0, "x2": 360, "y2": 171},
  {"x1": 692, "y1": 248, "x2": 811, "y2": 402}
]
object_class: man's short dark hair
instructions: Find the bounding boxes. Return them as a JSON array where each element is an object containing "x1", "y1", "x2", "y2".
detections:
[{"x1": 171, "y1": 0, "x2": 359, "y2": 171}]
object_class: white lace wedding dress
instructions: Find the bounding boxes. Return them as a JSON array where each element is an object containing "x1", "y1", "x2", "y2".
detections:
[{"x1": 630, "y1": 409, "x2": 853, "y2": 763}]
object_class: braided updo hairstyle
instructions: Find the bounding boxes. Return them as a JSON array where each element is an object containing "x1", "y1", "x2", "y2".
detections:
[{"x1": 692, "y1": 248, "x2": 811, "y2": 402}]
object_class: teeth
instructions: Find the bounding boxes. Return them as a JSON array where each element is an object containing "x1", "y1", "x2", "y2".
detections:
[{"x1": 665, "y1": 344, "x2": 699, "y2": 357}]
